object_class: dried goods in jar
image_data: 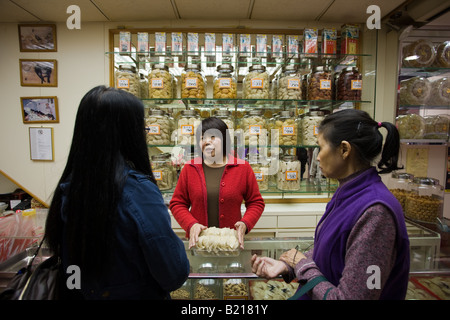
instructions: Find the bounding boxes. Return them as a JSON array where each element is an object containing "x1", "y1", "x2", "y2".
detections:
[
  {"x1": 181, "y1": 64, "x2": 206, "y2": 99},
  {"x1": 301, "y1": 111, "x2": 324, "y2": 145},
  {"x1": 396, "y1": 114, "x2": 425, "y2": 139},
  {"x1": 423, "y1": 115, "x2": 449, "y2": 140},
  {"x1": 399, "y1": 76, "x2": 431, "y2": 105},
  {"x1": 277, "y1": 64, "x2": 302, "y2": 100},
  {"x1": 240, "y1": 110, "x2": 268, "y2": 146},
  {"x1": 148, "y1": 64, "x2": 173, "y2": 99},
  {"x1": 428, "y1": 77, "x2": 450, "y2": 106},
  {"x1": 272, "y1": 111, "x2": 298, "y2": 146},
  {"x1": 336, "y1": 67, "x2": 362, "y2": 101},
  {"x1": 115, "y1": 65, "x2": 140, "y2": 97},
  {"x1": 277, "y1": 155, "x2": 300, "y2": 191},
  {"x1": 176, "y1": 109, "x2": 201, "y2": 145},
  {"x1": 434, "y1": 41, "x2": 450, "y2": 68},
  {"x1": 213, "y1": 64, "x2": 237, "y2": 99},
  {"x1": 145, "y1": 109, "x2": 173, "y2": 145},
  {"x1": 402, "y1": 39, "x2": 436, "y2": 68},
  {"x1": 307, "y1": 66, "x2": 332, "y2": 100},
  {"x1": 243, "y1": 65, "x2": 270, "y2": 99}
]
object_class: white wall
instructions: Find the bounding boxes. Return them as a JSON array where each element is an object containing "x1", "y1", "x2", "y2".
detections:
[{"x1": 0, "y1": 22, "x2": 109, "y2": 205}]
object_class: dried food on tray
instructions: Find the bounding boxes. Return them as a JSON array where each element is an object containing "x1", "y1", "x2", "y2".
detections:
[
  {"x1": 398, "y1": 76, "x2": 431, "y2": 106},
  {"x1": 193, "y1": 227, "x2": 240, "y2": 256},
  {"x1": 250, "y1": 279, "x2": 298, "y2": 300},
  {"x1": 405, "y1": 280, "x2": 437, "y2": 300},
  {"x1": 414, "y1": 276, "x2": 450, "y2": 300},
  {"x1": 396, "y1": 114, "x2": 425, "y2": 139}
]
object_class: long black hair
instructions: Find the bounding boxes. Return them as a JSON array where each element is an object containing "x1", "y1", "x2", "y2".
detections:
[
  {"x1": 318, "y1": 109, "x2": 402, "y2": 174},
  {"x1": 45, "y1": 85, "x2": 155, "y2": 278}
]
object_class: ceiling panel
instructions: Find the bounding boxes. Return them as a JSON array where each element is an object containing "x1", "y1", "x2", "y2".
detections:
[
  {"x1": 94, "y1": 0, "x2": 178, "y2": 21},
  {"x1": 0, "y1": 0, "x2": 39, "y2": 22},
  {"x1": 250, "y1": 0, "x2": 333, "y2": 20},
  {"x1": 320, "y1": 0, "x2": 407, "y2": 23},
  {"x1": 10, "y1": 0, "x2": 107, "y2": 22},
  {"x1": 174, "y1": 0, "x2": 251, "y2": 20}
]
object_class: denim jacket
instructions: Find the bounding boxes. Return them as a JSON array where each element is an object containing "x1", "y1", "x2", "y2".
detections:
[{"x1": 60, "y1": 167, "x2": 190, "y2": 299}]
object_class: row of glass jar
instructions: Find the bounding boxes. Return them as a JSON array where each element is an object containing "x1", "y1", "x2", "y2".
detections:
[
  {"x1": 389, "y1": 172, "x2": 445, "y2": 224},
  {"x1": 151, "y1": 151, "x2": 326, "y2": 192},
  {"x1": 145, "y1": 108, "x2": 326, "y2": 147},
  {"x1": 115, "y1": 62, "x2": 362, "y2": 101}
]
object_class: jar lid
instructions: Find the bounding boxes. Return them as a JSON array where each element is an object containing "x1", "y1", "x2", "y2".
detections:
[
  {"x1": 282, "y1": 155, "x2": 298, "y2": 161},
  {"x1": 249, "y1": 64, "x2": 266, "y2": 72},
  {"x1": 151, "y1": 153, "x2": 171, "y2": 161},
  {"x1": 247, "y1": 109, "x2": 264, "y2": 116},
  {"x1": 412, "y1": 177, "x2": 440, "y2": 185},
  {"x1": 149, "y1": 109, "x2": 165, "y2": 116},
  {"x1": 279, "y1": 110, "x2": 294, "y2": 117},
  {"x1": 153, "y1": 63, "x2": 169, "y2": 71},
  {"x1": 309, "y1": 110, "x2": 324, "y2": 116},
  {"x1": 391, "y1": 172, "x2": 414, "y2": 180},
  {"x1": 118, "y1": 64, "x2": 136, "y2": 73},
  {"x1": 186, "y1": 63, "x2": 200, "y2": 70},
  {"x1": 217, "y1": 64, "x2": 234, "y2": 72},
  {"x1": 312, "y1": 66, "x2": 324, "y2": 72},
  {"x1": 181, "y1": 109, "x2": 198, "y2": 116},
  {"x1": 213, "y1": 109, "x2": 231, "y2": 117}
]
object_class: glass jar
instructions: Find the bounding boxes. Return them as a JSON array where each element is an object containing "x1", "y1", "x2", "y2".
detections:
[
  {"x1": 139, "y1": 73, "x2": 149, "y2": 99},
  {"x1": 241, "y1": 109, "x2": 268, "y2": 146},
  {"x1": 301, "y1": 110, "x2": 324, "y2": 146},
  {"x1": 181, "y1": 64, "x2": 206, "y2": 99},
  {"x1": 423, "y1": 114, "x2": 450, "y2": 140},
  {"x1": 176, "y1": 109, "x2": 201, "y2": 145},
  {"x1": 115, "y1": 64, "x2": 140, "y2": 97},
  {"x1": 213, "y1": 64, "x2": 237, "y2": 99},
  {"x1": 398, "y1": 76, "x2": 431, "y2": 106},
  {"x1": 396, "y1": 114, "x2": 425, "y2": 139},
  {"x1": 248, "y1": 153, "x2": 269, "y2": 191},
  {"x1": 243, "y1": 64, "x2": 269, "y2": 99},
  {"x1": 405, "y1": 177, "x2": 444, "y2": 223},
  {"x1": 277, "y1": 64, "x2": 302, "y2": 100},
  {"x1": 151, "y1": 153, "x2": 174, "y2": 191},
  {"x1": 145, "y1": 109, "x2": 173, "y2": 145},
  {"x1": 148, "y1": 63, "x2": 174, "y2": 99},
  {"x1": 272, "y1": 110, "x2": 298, "y2": 146},
  {"x1": 194, "y1": 279, "x2": 220, "y2": 300},
  {"x1": 389, "y1": 172, "x2": 414, "y2": 213},
  {"x1": 336, "y1": 67, "x2": 362, "y2": 101},
  {"x1": 307, "y1": 66, "x2": 332, "y2": 100},
  {"x1": 277, "y1": 155, "x2": 300, "y2": 191},
  {"x1": 213, "y1": 109, "x2": 234, "y2": 139}
]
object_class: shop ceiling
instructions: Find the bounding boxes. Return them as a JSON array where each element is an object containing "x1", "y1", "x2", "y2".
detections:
[{"x1": 0, "y1": 0, "x2": 449, "y2": 26}]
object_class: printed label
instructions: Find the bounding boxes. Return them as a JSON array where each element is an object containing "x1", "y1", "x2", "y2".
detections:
[
  {"x1": 313, "y1": 125, "x2": 319, "y2": 136},
  {"x1": 185, "y1": 78, "x2": 198, "y2": 88},
  {"x1": 351, "y1": 80, "x2": 362, "y2": 90},
  {"x1": 146, "y1": 125, "x2": 160, "y2": 135},
  {"x1": 251, "y1": 78, "x2": 264, "y2": 89},
  {"x1": 151, "y1": 78, "x2": 164, "y2": 89},
  {"x1": 287, "y1": 78, "x2": 300, "y2": 89},
  {"x1": 254, "y1": 171, "x2": 264, "y2": 181},
  {"x1": 320, "y1": 79, "x2": 331, "y2": 90},
  {"x1": 153, "y1": 171, "x2": 163, "y2": 181},
  {"x1": 282, "y1": 126, "x2": 295, "y2": 135},
  {"x1": 286, "y1": 171, "x2": 298, "y2": 181},
  {"x1": 117, "y1": 78, "x2": 130, "y2": 89},
  {"x1": 249, "y1": 125, "x2": 262, "y2": 135},
  {"x1": 181, "y1": 125, "x2": 194, "y2": 135},
  {"x1": 219, "y1": 78, "x2": 232, "y2": 88}
]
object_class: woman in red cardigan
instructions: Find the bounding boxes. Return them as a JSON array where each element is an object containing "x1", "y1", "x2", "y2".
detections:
[{"x1": 170, "y1": 117, "x2": 265, "y2": 249}]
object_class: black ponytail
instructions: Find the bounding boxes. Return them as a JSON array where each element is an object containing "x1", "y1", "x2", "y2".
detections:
[{"x1": 318, "y1": 109, "x2": 403, "y2": 174}]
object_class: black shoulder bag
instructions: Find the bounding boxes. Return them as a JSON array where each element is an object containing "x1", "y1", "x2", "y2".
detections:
[{"x1": 0, "y1": 237, "x2": 62, "y2": 300}]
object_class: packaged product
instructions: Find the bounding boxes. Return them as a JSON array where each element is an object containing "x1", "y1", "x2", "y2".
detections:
[
  {"x1": 402, "y1": 39, "x2": 436, "y2": 68},
  {"x1": 340, "y1": 24, "x2": 359, "y2": 55},
  {"x1": 396, "y1": 114, "x2": 425, "y2": 139},
  {"x1": 398, "y1": 76, "x2": 431, "y2": 105},
  {"x1": 303, "y1": 28, "x2": 318, "y2": 57}
]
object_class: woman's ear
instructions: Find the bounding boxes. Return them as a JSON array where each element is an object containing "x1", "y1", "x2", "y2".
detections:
[{"x1": 340, "y1": 140, "x2": 352, "y2": 160}]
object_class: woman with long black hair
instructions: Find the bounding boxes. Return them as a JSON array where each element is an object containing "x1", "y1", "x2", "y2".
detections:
[{"x1": 45, "y1": 85, "x2": 189, "y2": 299}]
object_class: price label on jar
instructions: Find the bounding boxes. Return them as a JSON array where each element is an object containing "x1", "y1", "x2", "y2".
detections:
[
  {"x1": 146, "y1": 125, "x2": 160, "y2": 135},
  {"x1": 313, "y1": 125, "x2": 320, "y2": 136},
  {"x1": 249, "y1": 125, "x2": 262, "y2": 135},
  {"x1": 254, "y1": 171, "x2": 264, "y2": 181},
  {"x1": 219, "y1": 78, "x2": 232, "y2": 88},
  {"x1": 351, "y1": 80, "x2": 363, "y2": 90},
  {"x1": 251, "y1": 78, "x2": 264, "y2": 89},
  {"x1": 151, "y1": 78, "x2": 164, "y2": 89},
  {"x1": 153, "y1": 170, "x2": 163, "y2": 181},
  {"x1": 319, "y1": 79, "x2": 331, "y2": 90},
  {"x1": 181, "y1": 125, "x2": 194, "y2": 135},
  {"x1": 282, "y1": 126, "x2": 295, "y2": 135},
  {"x1": 287, "y1": 78, "x2": 300, "y2": 89},
  {"x1": 185, "y1": 77, "x2": 198, "y2": 88},
  {"x1": 285, "y1": 171, "x2": 298, "y2": 181},
  {"x1": 117, "y1": 78, "x2": 130, "y2": 89}
]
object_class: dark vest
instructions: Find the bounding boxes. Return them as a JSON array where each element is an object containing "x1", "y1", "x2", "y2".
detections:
[{"x1": 299, "y1": 167, "x2": 410, "y2": 300}]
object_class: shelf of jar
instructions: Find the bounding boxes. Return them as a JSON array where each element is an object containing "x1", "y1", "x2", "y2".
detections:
[
  {"x1": 400, "y1": 139, "x2": 449, "y2": 145},
  {"x1": 156, "y1": 180, "x2": 338, "y2": 195},
  {"x1": 142, "y1": 98, "x2": 369, "y2": 109},
  {"x1": 148, "y1": 144, "x2": 320, "y2": 149}
]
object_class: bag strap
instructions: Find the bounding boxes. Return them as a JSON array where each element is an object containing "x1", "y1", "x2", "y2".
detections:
[
  {"x1": 288, "y1": 276, "x2": 328, "y2": 300},
  {"x1": 26, "y1": 235, "x2": 46, "y2": 268}
]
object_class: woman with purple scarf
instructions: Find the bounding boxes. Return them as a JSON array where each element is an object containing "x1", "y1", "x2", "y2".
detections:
[{"x1": 251, "y1": 109, "x2": 410, "y2": 300}]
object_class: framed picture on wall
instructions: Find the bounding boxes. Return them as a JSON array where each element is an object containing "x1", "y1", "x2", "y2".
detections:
[
  {"x1": 29, "y1": 127, "x2": 54, "y2": 161},
  {"x1": 18, "y1": 24, "x2": 57, "y2": 52},
  {"x1": 19, "y1": 59, "x2": 57, "y2": 87},
  {"x1": 20, "y1": 96, "x2": 59, "y2": 123}
]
